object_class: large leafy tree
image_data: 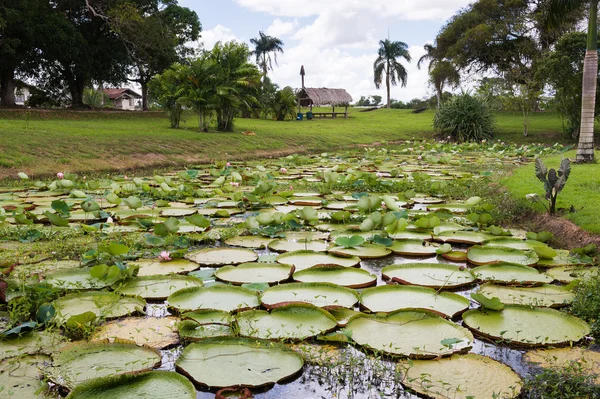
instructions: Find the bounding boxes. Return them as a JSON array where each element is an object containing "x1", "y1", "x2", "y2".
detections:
[
  {"x1": 547, "y1": 0, "x2": 597, "y2": 162},
  {"x1": 148, "y1": 63, "x2": 187, "y2": 128},
  {"x1": 249, "y1": 31, "x2": 284, "y2": 79},
  {"x1": 180, "y1": 55, "x2": 219, "y2": 130},
  {"x1": 107, "y1": 1, "x2": 201, "y2": 110},
  {"x1": 373, "y1": 39, "x2": 411, "y2": 109},
  {"x1": 417, "y1": 43, "x2": 460, "y2": 109}
]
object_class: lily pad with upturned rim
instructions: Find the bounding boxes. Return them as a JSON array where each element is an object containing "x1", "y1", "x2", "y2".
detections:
[
  {"x1": 434, "y1": 230, "x2": 494, "y2": 245},
  {"x1": 167, "y1": 285, "x2": 260, "y2": 313},
  {"x1": 91, "y1": 317, "x2": 179, "y2": 349},
  {"x1": 185, "y1": 248, "x2": 258, "y2": 266},
  {"x1": 381, "y1": 263, "x2": 475, "y2": 289},
  {"x1": 0, "y1": 354, "x2": 51, "y2": 398},
  {"x1": 268, "y1": 239, "x2": 329, "y2": 253},
  {"x1": 476, "y1": 283, "x2": 575, "y2": 307},
  {"x1": 462, "y1": 305, "x2": 590, "y2": 346},
  {"x1": 224, "y1": 236, "x2": 274, "y2": 249},
  {"x1": 524, "y1": 347, "x2": 600, "y2": 384},
  {"x1": 175, "y1": 337, "x2": 304, "y2": 389},
  {"x1": 117, "y1": 275, "x2": 203, "y2": 300},
  {"x1": 327, "y1": 244, "x2": 392, "y2": 259},
  {"x1": 276, "y1": 250, "x2": 361, "y2": 271},
  {"x1": 472, "y1": 263, "x2": 553, "y2": 285},
  {"x1": 293, "y1": 266, "x2": 377, "y2": 289},
  {"x1": 133, "y1": 259, "x2": 200, "y2": 277},
  {"x1": 467, "y1": 245, "x2": 539, "y2": 266},
  {"x1": 177, "y1": 320, "x2": 233, "y2": 341},
  {"x1": 388, "y1": 240, "x2": 437, "y2": 256},
  {"x1": 545, "y1": 266, "x2": 599, "y2": 283},
  {"x1": 52, "y1": 291, "x2": 146, "y2": 325},
  {"x1": 260, "y1": 282, "x2": 359, "y2": 309},
  {"x1": 214, "y1": 263, "x2": 293, "y2": 285}
]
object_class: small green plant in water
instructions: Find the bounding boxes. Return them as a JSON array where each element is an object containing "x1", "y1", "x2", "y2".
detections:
[{"x1": 530, "y1": 157, "x2": 571, "y2": 214}]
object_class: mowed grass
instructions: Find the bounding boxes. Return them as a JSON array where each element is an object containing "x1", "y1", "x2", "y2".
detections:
[
  {"x1": 0, "y1": 107, "x2": 567, "y2": 178},
  {"x1": 501, "y1": 151, "x2": 600, "y2": 234}
]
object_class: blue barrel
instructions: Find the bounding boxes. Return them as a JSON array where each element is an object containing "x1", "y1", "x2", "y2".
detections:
[{"x1": 297, "y1": 113, "x2": 303, "y2": 120}]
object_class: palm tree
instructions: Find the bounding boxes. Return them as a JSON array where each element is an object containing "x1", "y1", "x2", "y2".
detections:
[
  {"x1": 417, "y1": 44, "x2": 460, "y2": 109},
  {"x1": 547, "y1": 0, "x2": 597, "y2": 162},
  {"x1": 250, "y1": 32, "x2": 284, "y2": 79},
  {"x1": 374, "y1": 39, "x2": 412, "y2": 109}
]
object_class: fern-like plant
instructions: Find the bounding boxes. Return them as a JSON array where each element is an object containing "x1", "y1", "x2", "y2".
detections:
[
  {"x1": 534, "y1": 158, "x2": 571, "y2": 214},
  {"x1": 433, "y1": 93, "x2": 495, "y2": 142}
]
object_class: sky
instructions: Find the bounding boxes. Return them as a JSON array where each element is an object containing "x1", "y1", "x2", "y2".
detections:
[{"x1": 178, "y1": 0, "x2": 474, "y2": 103}]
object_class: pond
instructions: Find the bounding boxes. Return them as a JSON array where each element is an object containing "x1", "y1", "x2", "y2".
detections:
[{"x1": 0, "y1": 142, "x2": 598, "y2": 399}]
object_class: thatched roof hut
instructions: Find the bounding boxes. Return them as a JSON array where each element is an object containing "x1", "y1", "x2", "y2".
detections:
[{"x1": 297, "y1": 88, "x2": 353, "y2": 107}]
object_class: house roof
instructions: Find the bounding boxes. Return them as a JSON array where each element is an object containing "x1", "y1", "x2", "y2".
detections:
[
  {"x1": 297, "y1": 88, "x2": 353, "y2": 107},
  {"x1": 103, "y1": 88, "x2": 142, "y2": 100}
]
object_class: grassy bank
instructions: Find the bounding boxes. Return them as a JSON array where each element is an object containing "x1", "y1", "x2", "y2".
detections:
[
  {"x1": 0, "y1": 108, "x2": 568, "y2": 179},
  {"x1": 501, "y1": 151, "x2": 600, "y2": 234}
]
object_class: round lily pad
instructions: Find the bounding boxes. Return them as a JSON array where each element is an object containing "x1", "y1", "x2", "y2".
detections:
[
  {"x1": 181, "y1": 309, "x2": 232, "y2": 325},
  {"x1": 48, "y1": 341, "x2": 162, "y2": 389},
  {"x1": 268, "y1": 239, "x2": 329, "y2": 253},
  {"x1": 382, "y1": 263, "x2": 475, "y2": 289},
  {"x1": 328, "y1": 244, "x2": 392, "y2": 259},
  {"x1": 360, "y1": 285, "x2": 470, "y2": 318},
  {"x1": 467, "y1": 245, "x2": 539, "y2": 266},
  {"x1": 346, "y1": 310, "x2": 473, "y2": 358},
  {"x1": 118, "y1": 275, "x2": 203, "y2": 300},
  {"x1": 133, "y1": 259, "x2": 200, "y2": 277},
  {"x1": 482, "y1": 237, "x2": 546, "y2": 251},
  {"x1": 293, "y1": 266, "x2": 377, "y2": 289},
  {"x1": 167, "y1": 285, "x2": 259, "y2": 313},
  {"x1": 462, "y1": 305, "x2": 590, "y2": 346},
  {"x1": 261, "y1": 282, "x2": 359, "y2": 309},
  {"x1": 53, "y1": 291, "x2": 146, "y2": 325},
  {"x1": 224, "y1": 236, "x2": 274, "y2": 249},
  {"x1": 185, "y1": 248, "x2": 258, "y2": 266},
  {"x1": 177, "y1": 320, "x2": 232, "y2": 341},
  {"x1": 388, "y1": 240, "x2": 437, "y2": 256},
  {"x1": 214, "y1": 263, "x2": 293, "y2": 285},
  {"x1": 402, "y1": 354, "x2": 522, "y2": 399},
  {"x1": 524, "y1": 347, "x2": 600, "y2": 384},
  {"x1": 328, "y1": 308, "x2": 362, "y2": 327},
  {"x1": 67, "y1": 371, "x2": 197, "y2": 399},
  {"x1": 546, "y1": 266, "x2": 599, "y2": 283},
  {"x1": 435, "y1": 230, "x2": 493, "y2": 245},
  {"x1": 175, "y1": 337, "x2": 304, "y2": 388},
  {"x1": 441, "y1": 251, "x2": 467, "y2": 262},
  {"x1": 91, "y1": 317, "x2": 179, "y2": 349},
  {"x1": 0, "y1": 354, "x2": 51, "y2": 398},
  {"x1": 276, "y1": 250, "x2": 361, "y2": 271},
  {"x1": 44, "y1": 267, "x2": 108, "y2": 290},
  {"x1": 0, "y1": 331, "x2": 66, "y2": 361},
  {"x1": 476, "y1": 283, "x2": 575, "y2": 307},
  {"x1": 236, "y1": 304, "x2": 337, "y2": 340},
  {"x1": 472, "y1": 263, "x2": 553, "y2": 285}
]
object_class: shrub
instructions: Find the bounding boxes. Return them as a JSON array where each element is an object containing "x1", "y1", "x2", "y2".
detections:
[
  {"x1": 521, "y1": 361, "x2": 600, "y2": 399},
  {"x1": 433, "y1": 93, "x2": 495, "y2": 142},
  {"x1": 570, "y1": 269, "x2": 600, "y2": 341},
  {"x1": 270, "y1": 87, "x2": 297, "y2": 121}
]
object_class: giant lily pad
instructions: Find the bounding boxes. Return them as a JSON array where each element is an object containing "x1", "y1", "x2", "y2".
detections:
[
  {"x1": 67, "y1": 371, "x2": 196, "y2": 399},
  {"x1": 185, "y1": 248, "x2": 258, "y2": 266},
  {"x1": 91, "y1": 317, "x2": 179, "y2": 349},
  {"x1": 402, "y1": 354, "x2": 522, "y2": 399},
  {"x1": 482, "y1": 237, "x2": 546, "y2": 251},
  {"x1": 359, "y1": 285, "x2": 469, "y2": 318},
  {"x1": 0, "y1": 354, "x2": 51, "y2": 398},
  {"x1": 462, "y1": 305, "x2": 590, "y2": 346},
  {"x1": 0, "y1": 331, "x2": 66, "y2": 361},
  {"x1": 236, "y1": 304, "x2": 337, "y2": 340},
  {"x1": 472, "y1": 263, "x2": 553, "y2": 285},
  {"x1": 214, "y1": 263, "x2": 293, "y2": 285},
  {"x1": 327, "y1": 244, "x2": 391, "y2": 259},
  {"x1": 546, "y1": 266, "x2": 599, "y2": 283},
  {"x1": 382, "y1": 263, "x2": 474, "y2": 289},
  {"x1": 524, "y1": 347, "x2": 600, "y2": 384},
  {"x1": 276, "y1": 250, "x2": 360, "y2": 271},
  {"x1": 224, "y1": 236, "x2": 274, "y2": 249},
  {"x1": 167, "y1": 285, "x2": 259, "y2": 313},
  {"x1": 53, "y1": 291, "x2": 146, "y2": 325},
  {"x1": 293, "y1": 266, "x2": 377, "y2": 288},
  {"x1": 117, "y1": 275, "x2": 203, "y2": 300},
  {"x1": 177, "y1": 320, "x2": 233, "y2": 341},
  {"x1": 133, "y1": 259, "x2": 200, "y2": 277},
  {"x1": 434, "y1": 230, "x2": 493, "y2": 245},
  {"x1": 175, "y1": 337, "x2": 304, "y2": 388},
  {"x1": 476, "y1": 284, "x2": 574, "y2": 307},
  {"x1": 48, "y1": 341, "x2": 162, "y2": 389},
  {"x1": 44, "y1": 267, "x2": 108, "y2": 290},
  {"x1": 388, "y1": 240, "x2": 437, "y2": 256},
  {"x1": 260, "y1": 282, "x2": 359, "y2": 309},
  {"x1": 346, "y1": 310, "x2": 473, "y2": 358},
  {"x1": 268, "y1": 239, "x2": 329, "y2": 253},
  {"x1": 467, "y1": 245, "x2": 539, "y2": 266}
]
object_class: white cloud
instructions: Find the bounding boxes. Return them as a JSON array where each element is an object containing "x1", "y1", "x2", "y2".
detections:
[
  {"x1": 266, "y1": 18, "x2": 299, "y2": 37},
  {"x1": 234, "y1": 0, "x2": 471, "y2": 21},
  {"x1": 200, "y1": 24, "x2": 241, "y2": 50}
]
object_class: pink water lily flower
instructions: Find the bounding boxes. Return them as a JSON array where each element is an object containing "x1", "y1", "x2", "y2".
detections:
[
  {"x1": 280, "y1": 167, "x2": 287, "y2": 173},
  {"x1": 158, "y1": 251, "x2": 172, "y2": 262},
  {"x1": 230, "y1": 181, "x2": 239, "y2": 187},
  {"x1": 57, "y1": 172, "x2": 64, "y2": 179},
  {"x1": 226, "y1": 162, "x2": 231, "y2": 166},
  {"x1": 417, "y1": 156, "x2": 423, "y2": 160}
]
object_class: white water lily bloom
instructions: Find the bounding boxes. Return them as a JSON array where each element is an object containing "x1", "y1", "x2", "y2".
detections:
[{"x1": 525, "y1": 194, "x2": 539, "y2": 202}]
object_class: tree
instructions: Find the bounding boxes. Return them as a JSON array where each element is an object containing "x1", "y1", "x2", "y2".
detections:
[
  {"x1": 107, "y1": 1, "x2": 201, "y2": 110},
  {"x1": 373, "y1": 39, "x2": 411, "y2": 109},
  {"x1": 417, "y1": 43, "x2": 460, "y2": 109},
  {"x1": 250, "y1": 32, "x2": 284, "y2": 79},
  {"x1": 180, "y1": 55, "x2": 219, "y2": 131},
  {"x1": 547, "y1": 0, "x2": 597, "y2": 162},
  {"x1": 148, "y1": 63, "x2": 187, "y2": 128},
  {"x1": 269, "y1": 87, "x2": 297, "y2": 121}
]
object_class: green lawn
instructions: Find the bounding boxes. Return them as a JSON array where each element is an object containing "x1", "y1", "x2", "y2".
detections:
[
  {"x1": 501, "y1": 151, "x2": 600, "y2": 234},
  {"x1": 0, "y1": 107, "x2": 568, "y2": 179}
]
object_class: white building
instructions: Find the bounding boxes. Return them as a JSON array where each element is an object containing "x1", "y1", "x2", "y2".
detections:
[{"x1": 103, "y1": 88, "x2": 142, "y2": 110}]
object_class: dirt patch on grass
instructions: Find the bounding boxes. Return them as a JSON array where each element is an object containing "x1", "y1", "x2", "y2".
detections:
[{"x1": 516, "y1": 213, "x2": 600, "y2": 250}]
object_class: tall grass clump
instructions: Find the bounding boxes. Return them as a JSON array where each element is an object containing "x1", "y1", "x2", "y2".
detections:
[{"x1": 433, "y1": 93, "x2": 495, "y2": 142}]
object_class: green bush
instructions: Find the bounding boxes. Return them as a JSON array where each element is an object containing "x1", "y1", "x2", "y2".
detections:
[
  {"x1": 433, "y1": 93, "x2": 495, "y2": 142},
  {"x1": 570, "y1": 269, "x2": 600, "y2": 341},
  {"x1": 521, "y1": 361, "x2": 600, "y2": 399}
]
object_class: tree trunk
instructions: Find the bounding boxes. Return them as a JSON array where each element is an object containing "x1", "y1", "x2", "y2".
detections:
[
  {"x1": 68, "y1": 74, "x2": 86, "y2": 108},
  {"x1": 577, "y1": 2, "x2": 598, "y2": 163},
  {"x1": 141, "y1": 80, "x2": 149, "y2": 111},
  {"x1": 386, "y1": 62, "x2": 391, "y2": 109},
  {"x1": 436, "y1": 87, "x2": 442, "y2": 110},
  {"x1": 0, "y1": 68, "x2": 17, "y2": 107}
]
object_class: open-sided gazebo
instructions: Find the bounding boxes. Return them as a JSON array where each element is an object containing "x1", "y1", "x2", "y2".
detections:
[{"x1": 296, "y1": 87, "x2": 353, "y2": 119}]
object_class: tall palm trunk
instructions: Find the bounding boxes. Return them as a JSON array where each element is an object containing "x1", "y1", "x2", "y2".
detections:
[
  {"x1": 577, "y1": 1, "x2": 598, "y2": 163},
  {"x1": 386, "y1": 61, "x2": 391, "y2": 109}
]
